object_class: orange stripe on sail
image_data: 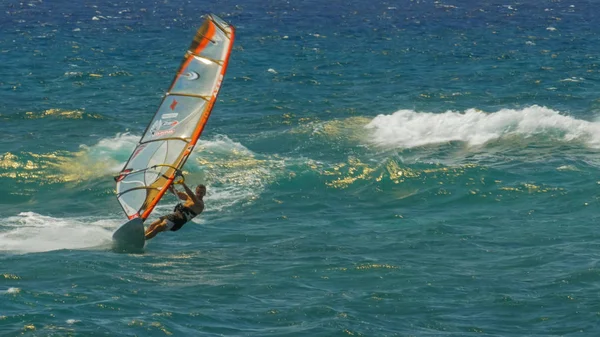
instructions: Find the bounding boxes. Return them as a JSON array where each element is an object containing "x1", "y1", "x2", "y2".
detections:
[
  {"x1": 168, "y1": 21, "x2": 217, "y2": 92},
  {"x1": 187, "y1": 25, "x2": 235, "y2": 150},
  {"x1": 193, "y1": 21, "x2": 216, "y2": 54}
]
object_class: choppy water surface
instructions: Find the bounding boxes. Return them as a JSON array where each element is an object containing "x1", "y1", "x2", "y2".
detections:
[{"x1": 2, "y1": 0, "x2": 600, "y2": 335}]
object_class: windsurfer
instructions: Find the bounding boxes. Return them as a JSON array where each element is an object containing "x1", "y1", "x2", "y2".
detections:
[{"x1": 144, "y1": 172, "x2": 206, "y2": 240}]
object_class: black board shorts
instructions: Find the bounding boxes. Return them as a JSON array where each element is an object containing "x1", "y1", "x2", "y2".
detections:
[{"x1": 160, "y1": 212, "x2": 187, "y2": 231}]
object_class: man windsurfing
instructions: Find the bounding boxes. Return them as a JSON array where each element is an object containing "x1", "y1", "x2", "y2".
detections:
[{"x1": 144, "y1": 171, "x2": 206, "y2": 240}]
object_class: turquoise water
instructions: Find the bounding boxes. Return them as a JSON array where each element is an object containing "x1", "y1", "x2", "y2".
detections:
[{"x1": 3, "y1": 0, "x2": 600, "y2": 335}]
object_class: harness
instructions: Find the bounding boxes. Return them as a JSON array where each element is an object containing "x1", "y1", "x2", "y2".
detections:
[{"x1": 174, "y1": 203, "x2": 197, "y2": 222}]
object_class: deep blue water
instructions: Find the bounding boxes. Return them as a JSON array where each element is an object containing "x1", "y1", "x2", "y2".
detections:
[{"x1": 3, "y1": 0, "x2": 600, "y2": 336}]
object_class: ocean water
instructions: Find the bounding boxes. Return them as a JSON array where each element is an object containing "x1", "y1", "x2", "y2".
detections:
[{"x1": 2, "y1": 0, "x2": 600, "y2": 335}]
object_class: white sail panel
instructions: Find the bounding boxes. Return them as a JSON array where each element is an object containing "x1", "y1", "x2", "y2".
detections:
[
  {"x1": 141, "y1": 96, "x2": 208, "y2": 143},
  {"x1": 192, "y1": 21, "x2": 231, "y2": 63},
  {"x1": 116, "y1": 139, "x2": 188, "y2": 218},
  {"x1": 170, "y1": 57, "x2": 220, "y2": 97}
]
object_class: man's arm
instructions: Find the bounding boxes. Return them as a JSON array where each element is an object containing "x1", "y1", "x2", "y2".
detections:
[
  {"x1": 181, "y1": 182, "x2": 201, "y2": 204},
  {"x1": 168, "y1": 184, "x2": 188, "y2": 201}
]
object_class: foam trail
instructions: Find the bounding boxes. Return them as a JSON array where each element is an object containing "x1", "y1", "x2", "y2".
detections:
[
  {"x1": 0, "y1": 212, "x2": 116, "y2": 253},
  {"x1": 194, "y1": 134, "x2": 255, "y2": 157},
  {"x1": 365, "y1": 105, "x2": 600, "y2": 149},
  {"x1": 189, "y1": 135, "x2": 287, "y2": 211},
  {"x1": 84, "y1": 132, "x2": 139, "y2": 155},
  {"x1": 77, "y1": 132, "x2": 140, "y2": 174}
]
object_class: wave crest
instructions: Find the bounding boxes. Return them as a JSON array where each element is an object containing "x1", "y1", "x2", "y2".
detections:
[{"x1": 365, "y1": 105, "x2": 600, "y2": 149}]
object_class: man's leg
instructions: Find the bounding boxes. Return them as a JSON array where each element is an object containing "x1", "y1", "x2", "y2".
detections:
[
  {"x1": 145, "y1": 218, "x2": 162, "y2": 235},
  {"x1": 145, "y1": 219, "x2": 168, "y2": 240}
]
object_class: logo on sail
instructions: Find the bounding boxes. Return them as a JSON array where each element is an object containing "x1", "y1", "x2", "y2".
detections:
[
  {"x1": 184, "y1": 71, "x2": 200, "y2": 80},
  {"x1": 154, "y1": 130, "x2": 174, "y2": 137},
  {"x1": 161, "y1": 113, "x2": 179, "y2": 119},
  {"x1": 150, "y1": 119, "x2": 177, "y2": 138}
]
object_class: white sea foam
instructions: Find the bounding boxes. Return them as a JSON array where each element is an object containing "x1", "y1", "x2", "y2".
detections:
[
  {"x1": 76, "y1": 133, "x2": 139, "y2": 174},
  {"x1": 1, "y1": 287, "x2": 21, "y2": 294},
  {"x1": 560, "y1": 77, "x2": 584, "y2": 82},
  {"x1": 195, "y1": 134, "x2": 254, "y2": 156},
  {"x1": 83, "y1": 133, "x2": 139, "y2": 154},
  {"x1": 365, "y1": 105, "x2": 600, "y2": 149},
  {"x1": 191, "y1": 135, "x2": 285, "y2": 211},
  {"x1": 42, "y1": 133, "x2": 139, "y2": 183},
  {"x1": 0, "y1": 212, "x2": 115, "y2": 253}
]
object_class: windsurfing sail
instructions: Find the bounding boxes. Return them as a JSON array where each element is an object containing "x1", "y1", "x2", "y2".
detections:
[{"x1": 114, "y1": 14, "x2": 235, "y2": 220}]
